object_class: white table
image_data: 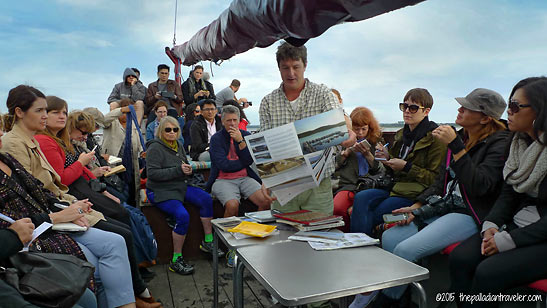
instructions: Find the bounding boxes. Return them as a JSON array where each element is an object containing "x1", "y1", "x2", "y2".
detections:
[{"x1": 235, "y1": 240, "x2": 429, "y2": 307}]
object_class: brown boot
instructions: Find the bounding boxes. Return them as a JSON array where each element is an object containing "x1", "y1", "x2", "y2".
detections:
[{"x1": 135, "y1": 296, "x2": 163, "y2": 308}]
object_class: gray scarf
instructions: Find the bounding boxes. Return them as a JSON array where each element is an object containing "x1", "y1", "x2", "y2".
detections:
[
  {"x1": 503, "y1": 133, "x2": 547, "y2": 196},
  {"x1": 188, "y1": 77, "x2": 207, "y2": 98}
]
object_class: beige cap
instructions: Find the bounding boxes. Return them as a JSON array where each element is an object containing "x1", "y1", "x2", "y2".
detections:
[{"x1": 82, "y1": 107, "x2": 105, "y2": 128}]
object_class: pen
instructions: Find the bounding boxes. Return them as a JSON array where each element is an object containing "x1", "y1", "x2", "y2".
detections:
[
  {"x1": 91, "y1": 145, "x2": 97, "y2": 152},
  {"x1": 376, "y1": 142, "x2": 389, "y2": 152}
]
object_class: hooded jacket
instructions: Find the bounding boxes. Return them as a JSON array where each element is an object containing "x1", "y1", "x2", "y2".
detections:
[
  {"x1": 107, "y1": 68, "x2": 147, "y2": 104},
  {"x1": 189, "y1": 114, "x2": 222, "y2": 160},
  {"x1": 145, "y1": 138, "x2": 190, "y2": 203}
]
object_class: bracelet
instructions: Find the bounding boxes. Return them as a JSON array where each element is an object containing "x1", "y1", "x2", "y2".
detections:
[{"x1": 448, "y1": 136, "x2": 466, "y2": 153}]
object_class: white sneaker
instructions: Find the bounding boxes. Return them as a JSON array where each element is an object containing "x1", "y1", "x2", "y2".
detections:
[{"x1": 349, "y1": 290, "x2": 379, "y2": 308}]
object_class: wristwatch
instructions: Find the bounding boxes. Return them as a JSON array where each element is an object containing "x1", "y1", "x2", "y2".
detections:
[{"x1": 235, "y1": 139, "x2": 244, "y2": 145}]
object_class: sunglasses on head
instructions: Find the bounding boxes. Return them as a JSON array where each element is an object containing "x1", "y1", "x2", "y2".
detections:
[
  {"x1": 508, "y1": 99, "x2": 531, "y2": 113},
  {"x1": 164, "y1": 127, "x2": 179, "y2": 133},
  {"x1": 399, "y1": 103, "x2": 425, "y2": 114}
]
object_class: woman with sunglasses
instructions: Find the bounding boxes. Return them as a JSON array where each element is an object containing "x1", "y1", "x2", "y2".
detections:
[
  {"x1": 449, "y1": 77, "x2": 547, "y2": 307},
  {"x1": 146, "y1": 116, "x2": 218, "y2": 275},
  {"x1": 352, "y1": 89, "x2": 510, "y2": 307},
  {"x1": 183, "y1": 103, "x2": 200, "y2": 152},
  {"x1": 350, "y1": 88, "x2": 446, "y2": 236}
]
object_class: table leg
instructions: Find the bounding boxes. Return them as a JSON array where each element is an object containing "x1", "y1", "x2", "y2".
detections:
[
  {"x1": 235, "y1": 255, "x2": 245, "y2": 308},
  {"x1": 411, "y1": 282, "x2": 427, "y2": 308},
  {"x1": 340, "y1": 295, "x2": 350, "y2": 307},
  {"x1": 213, "y1": 230, "x2": 218, "y2": 308}
]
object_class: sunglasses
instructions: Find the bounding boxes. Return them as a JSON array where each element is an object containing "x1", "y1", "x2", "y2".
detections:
[
  {"x1": 164, "y1": 127, "x2": 179, "y2": 133},
  {"x1": 194, "y1": 110, "x2": 201, "y2": 114},
  {"x1": 508, "y1": 99, "x2": 531, "y2": 114},
  {"x1": 399, "y1": 103, "x2": 425, "y2": 114},
  {"x1": 77, "y1": 128, "x2": 90, "y2": 136}
]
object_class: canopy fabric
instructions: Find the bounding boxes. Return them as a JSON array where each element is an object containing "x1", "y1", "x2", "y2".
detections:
[{"x1": 172, "y1": 0, "x2": 425, "y2": 66}]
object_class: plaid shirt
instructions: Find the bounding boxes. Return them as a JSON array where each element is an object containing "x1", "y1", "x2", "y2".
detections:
[{"x1": 259, "y1": 79, "x2": 341, "y2": 177}]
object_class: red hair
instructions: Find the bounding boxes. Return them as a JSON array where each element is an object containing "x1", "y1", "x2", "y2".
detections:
[{"x1": 350, "y1": 107, "x2": 382, "y2": 144}]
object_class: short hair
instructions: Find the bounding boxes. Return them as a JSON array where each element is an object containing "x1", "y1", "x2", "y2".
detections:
[
  {"x1": 157, "y1": 64, "x2": 170, "y2": 72},
  {"x1": 156, "y1": 116, "x2": 181, "y2": 139},
  {"x1": 222, "y1": 99, "x2": 248, "y2": 122},
  {"x1": 230, "y1": 79, "x2": 241, "y2": 88},
  {"x1": 194, "y1": 65, "x2": 204, "y2": 72},
  {"x1": 276, "y1": 41, "x2": 307, "y2": 67},
  {"x1": 509, "y1": 76, "x2": 547, "y2": 145},
  {"x1": 153, "y1": 100, "x2": 169, "y2": 111},
  {"x1": 403, "y1": 88, "x2": 434, "y2": 109},
  {"x1": 350, "y1": 107, "x2": 382, "y2": 144},
  {"x1": 119, "y1": 98, "x2": 133, "y2": 108},
  {"x1": 199, "y1": 99, "x2": 216, "y2": 109},
  {"x1": 221, "y1": 105, "x2": 240, "y2": 121}
]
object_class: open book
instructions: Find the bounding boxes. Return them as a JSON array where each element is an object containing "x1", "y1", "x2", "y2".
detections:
[
  {"x1": 244, "y1": 108, "x2": 348, "y2": 205},
  {"x1": 104, "y1": 165, "x2": 126, "y2": 177}
]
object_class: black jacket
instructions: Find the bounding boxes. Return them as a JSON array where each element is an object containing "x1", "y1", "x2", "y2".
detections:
[
  {"x1": 181, "y1": 78, "x2": 216, "y2": 106},
  {"x1": 413, "y1": 129, "x2": 510, "y2": 225},
  {"x1": 145, "y1": 139, "x2": 190, "y2": 203},
  {"x1": 485, "y1": 139, "x2": 547, "y2": 248},
  {"x1": 189, "y1": 115, "x2": 222, "y2": 160}
]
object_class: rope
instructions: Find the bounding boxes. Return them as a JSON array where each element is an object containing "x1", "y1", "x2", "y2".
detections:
[{"x1": 173, "y1": 0, "x2": 178, "y2": 46}]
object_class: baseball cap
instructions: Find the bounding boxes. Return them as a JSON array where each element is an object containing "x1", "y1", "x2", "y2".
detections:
[
  {"x1": 83, "y1": 107, "x2": 105, "y2": 128},
  {"x1": 455, "y1": 88, "x2": 507, "y2": 120}
]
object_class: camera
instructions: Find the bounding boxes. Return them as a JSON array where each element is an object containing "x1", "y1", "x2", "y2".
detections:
[
  {"x1": 355, "y1": 174, "x2": 394, "y2": 192},
  {"x1": 89, "y1": 179, "x2": 107, "y2": 193},
  {"x1": 240, "y1": 101, "x2": 252, "y2": 107},
  {"x1": 161, "y1": 91, "x2": 175, "y2": 99}
]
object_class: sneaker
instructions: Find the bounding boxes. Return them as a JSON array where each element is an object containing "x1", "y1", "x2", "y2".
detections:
[
  {"x1": 169, "y1": 256, "x2": 194, "y2": 275},
  {"x1": 200, "y1": 240, "x2": 225, "y2": 258},
  {"x1": 226, "y1": 249, "x2": 236, "y2": 268},
  {"x1": 349, "y1": 291, "x2": 379, "y2": 308}
]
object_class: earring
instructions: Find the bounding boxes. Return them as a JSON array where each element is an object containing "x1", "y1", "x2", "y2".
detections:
[{"x1": 533, "y1": 119, "x2": 536, "y2": 127}]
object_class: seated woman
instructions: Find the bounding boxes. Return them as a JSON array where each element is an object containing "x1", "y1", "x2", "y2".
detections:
[
  {"x1": 103, "y1": 98, "x2": 144, "y2": 206},
  {"x1": 351, "y1": 88, "x2": 447, "y2": 236},
  {"x1": 0, "y1": 85, "x2": 161, "y2": 308},
  {"x1": 0, "y1": 218, "x2": 96, "y2": 308},
  {"x1": 449, "y1": 77, "x2": 547, "y2": 308},
  {"x1": 146, "y1": 116, "x2": 221, "y2": 275},
  {"x1": 146, "y1": 100, "x2": 184, "y2": 144},
  {"x1": 351, "y1": 89, "x2": 510, "y2": 307},
  {"x1": 333, "y1": 107, "x2": 383, "y2": 232}
]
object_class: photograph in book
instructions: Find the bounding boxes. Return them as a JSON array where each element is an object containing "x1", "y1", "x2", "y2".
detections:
[
  {"x1": 256, "y1": 156, "x2": 307, "y2": 179},
  {"x1": 255, "y1": 152, "x2": 273, "y2": 163},
  {"x1": 248, "y1": 136, "x2": 266, "y2": 147},
  {"x1": 251, "y1": 144, "x2": 269, "y2": 153},
  {"x1": 294, "y1": 108, "x2": 348, "y2": 155}
]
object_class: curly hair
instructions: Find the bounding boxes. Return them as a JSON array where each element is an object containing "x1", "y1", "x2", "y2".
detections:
[{"x1": 349, "y1": 107, "x2": 382, "y2": 144}]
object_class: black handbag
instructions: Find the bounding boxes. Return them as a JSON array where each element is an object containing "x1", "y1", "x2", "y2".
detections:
[
  {"x1": 355, "y1": 172, "x2": 394, "y2": 192},
  {"x1": 1, "y1": 252, "x2": 94, "y2": 308}
]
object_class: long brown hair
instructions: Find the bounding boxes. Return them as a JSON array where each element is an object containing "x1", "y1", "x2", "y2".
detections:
[
  {"x1": 39, "y1": 96, "x2": 73, "y2": 153},
  {"x1": 350, "y1": 107, "x2": 382, "y2": 144},
  {"x1": 464, "y1": 118, "x2": 506, "y2": 150}
]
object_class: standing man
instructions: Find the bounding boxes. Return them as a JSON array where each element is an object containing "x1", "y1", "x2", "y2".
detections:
[
  {"x1": 146, "y1": 64, "x2": 184, "y2": 122},
  {"x1": 259, "y1": 42, "x2": 355, "y2": 218}
]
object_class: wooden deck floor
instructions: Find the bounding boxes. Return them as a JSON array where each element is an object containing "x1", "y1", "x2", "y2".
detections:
[{"x1": 145, "y1": 254, "x2": 539, "y2": 308}]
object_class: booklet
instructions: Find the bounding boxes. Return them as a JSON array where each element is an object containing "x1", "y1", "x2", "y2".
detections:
[
  {"x1": 273, "y1": 210, "x2": 342, "y2": 226},
  {"x1": 288, "y1": 231, "x2": 379, "y2": 250},
  {"x1": 245, "y1": 210, "x2": 276, "y2": 223},
  {"x1": 245, "y1": 108, "x2": 348, "y2": 205}
]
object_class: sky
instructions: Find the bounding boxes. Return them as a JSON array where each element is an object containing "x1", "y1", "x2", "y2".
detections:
[{"x1": 1, "y1": 0, "x2": 547, "y2": 125}]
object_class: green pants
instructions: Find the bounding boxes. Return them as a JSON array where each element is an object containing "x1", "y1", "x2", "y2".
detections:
[{"x1": 271, "y1": 178, "x2": 334, "y2": 214}]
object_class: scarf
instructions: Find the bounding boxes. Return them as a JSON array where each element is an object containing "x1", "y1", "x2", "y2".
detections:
[
  {"x1": 161, "y1": 137, "x2": 178, "y2": 152},
  {"x1": 503, "y1": 133, "x2": 547, "y2": 196},
  {"x1": 399, "y1": 116, "x2": 437, "y2": 159},
  {"x1": 355, "y1": 138, "x2": 370, "y2": 176},
  {"x1": 188, "y1": 77, "x2": 207, "y2": 98}
]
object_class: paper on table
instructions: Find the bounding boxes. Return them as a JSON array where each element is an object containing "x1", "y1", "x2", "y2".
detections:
[
  {"x1": 22, "y1": 222, "x2": 52, "y2": 252},
  {"x1": 307, "y1": 233, "x2": 379, "y2": 251}
]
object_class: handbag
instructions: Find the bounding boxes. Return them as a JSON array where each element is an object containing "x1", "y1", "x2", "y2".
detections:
[
  {"x1": 1, "y1": 252, "x2": 94, "y2": 308},
  {"x1": 355, "y1": 172, "x2": 394, "y2": 192}
]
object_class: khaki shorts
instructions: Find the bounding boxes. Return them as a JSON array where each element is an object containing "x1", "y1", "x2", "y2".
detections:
[{"x1": 212, "y1": 177, "x2": 262, "y2": 205}]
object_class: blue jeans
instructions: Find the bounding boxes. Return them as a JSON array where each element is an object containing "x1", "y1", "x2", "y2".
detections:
[
  {"x1": 72, "y1": 228, "x2": 134, "y2": 308},
  {"x1": 381, "y1": 213, "x2": 478, "y2": 299},
  {"x1": 74, "y1": 288, "x2": 97, "y2": 308},
  {"x1": 350, "y1": 189, "x2": 413, "y2": 235},
  {"x1": 147, "y1": 186, "x2": 213, "y2": 235}
]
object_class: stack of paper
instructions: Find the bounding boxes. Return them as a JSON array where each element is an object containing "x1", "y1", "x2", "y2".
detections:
[
  {"x1": 288, "y1": 231, "x2": 379, "y2": 250},
  {"x1": 212, "y1": 217, "x2": 243, "y2": 232},
  {"x1": 274, "y1": 210, "x2": 344, "y2": 231},
  {"x1": 244, "y1": 210, "x2": 276, "y2": 223}
]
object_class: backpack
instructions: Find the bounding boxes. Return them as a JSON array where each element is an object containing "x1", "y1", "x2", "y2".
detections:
[{"x1": 121, "y1": 202, "x2": 158, "y2": 263}]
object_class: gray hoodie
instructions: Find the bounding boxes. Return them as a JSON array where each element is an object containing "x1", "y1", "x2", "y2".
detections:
[{"x1": 107, "y1": 68, "x2": 146, "y2": 104}]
